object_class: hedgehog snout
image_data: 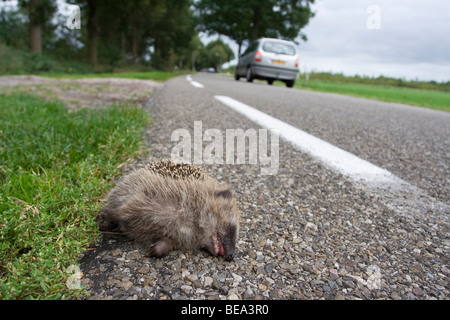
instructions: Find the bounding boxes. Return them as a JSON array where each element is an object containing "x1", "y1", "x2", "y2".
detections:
[
  {"x1": 224, "y1": 251, "x2": 235, "y2": 261},
  {"x1": 222, "y1": 224, "x2": 237, "y2": 261}
]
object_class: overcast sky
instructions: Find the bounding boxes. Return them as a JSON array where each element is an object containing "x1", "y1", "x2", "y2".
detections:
[
  {"x1": 296, "y1": 0, "x2": 450, "y2": 82},
  {"x1": 220, "y1": 0, "x2": 450, "y2": 82}
]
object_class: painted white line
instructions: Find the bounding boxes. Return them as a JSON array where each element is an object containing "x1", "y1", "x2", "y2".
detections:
[
  {"x1": 190, "y1": 81, "x2": 205, "y2": 88},
  {"x1": 186, "y1": 74, "x2": 204, "y2": 88},
  {"x1": 214, "y1": 95, "x2": 448, "y2": 215},
  {"x1": 215, "y1": 95, "x2": 393, "y2": 184}
]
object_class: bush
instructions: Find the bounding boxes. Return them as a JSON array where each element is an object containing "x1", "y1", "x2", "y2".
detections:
[{"x1": 0, "y1": 43, "x2": 92, "y2": 75}]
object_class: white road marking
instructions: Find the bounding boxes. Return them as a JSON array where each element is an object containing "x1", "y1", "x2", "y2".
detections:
[
  {"x1": 215, "y1": 95, "x2": 392, "y2": 184},
  {"x1": 186, "y1": 74, "x2": 204, "y2": 88},
  {"x1": 190, "y1": 81, "x2": 205, "y2": 88},
  {"x1": 214, "y1": 95, "x2": 448, "y2": 215}
]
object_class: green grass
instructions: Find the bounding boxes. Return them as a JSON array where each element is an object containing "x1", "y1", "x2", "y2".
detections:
[
  {"x1": 294, "y1": 80, "x2": 450, "y2": 112},
  {"x1": 41, "y1": 70, "x2": 191, "y2": 82},
  {"x1": 299, "y1": 72, "x2": 450, "y2": 93},
  {"x1": 0, "y1": 93, "x2": 150, "y2": 299}
]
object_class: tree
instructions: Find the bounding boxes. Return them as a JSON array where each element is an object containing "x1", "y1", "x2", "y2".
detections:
[
  {"x1": 150, "y1": 0, "x2": 194, "y2": 69},
  {"x1": 206, "y1": 38, "x2": 234, "y2": 72},
  {"x1": 174, "y1": 33, "x2": 204, "y2": 70},
  {"x1": 99, "y1": 0, "x2": 168, "y2": 64},
  {"x1": 195, "y1": 0, "x2": 315, "y2": 55},
  {"x1": 67, "y1": 0, "x2": 99, "y2": 65},
  {"x1": 86, "y1": 0, "x2": 99, "y2": 66},
  {"x1": 3, "y1": 0, "x2": 197, "y2": 70},
  {"x1": 0, "y1": 6, "x2": 29, "y2": 50},
  {"x1": 194, "y1": 0, "x2": 250, "y2": 56},
  {"x1": 19, "y1": 0, "x2": 57, "y2": 54},
  {"x1": 67, "y1": 0, "x2": 194, "y2": 69},
  {"x1": 177, "y1": 36, "x2": 235, "y2": 71},
  {"x1": 68, "y1": 0, "x2": 118, "y2": 66}
]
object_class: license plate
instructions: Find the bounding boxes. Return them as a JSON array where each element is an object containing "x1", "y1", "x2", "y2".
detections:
[{"x1": 272, "y1": 60, "x2": 286, "y2": 65}]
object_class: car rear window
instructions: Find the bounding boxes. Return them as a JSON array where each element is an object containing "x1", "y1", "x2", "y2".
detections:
[{"x1": 262, "y1": 41, "x2": 296, "y2": 56}]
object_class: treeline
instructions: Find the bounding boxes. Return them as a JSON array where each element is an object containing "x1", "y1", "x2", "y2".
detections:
[
  {"x1": 0, "y1": 0, "x2": 315, "y2": 72},
  {"x1": 0, "y1": 0, "x2": 236, "y2": 71}
]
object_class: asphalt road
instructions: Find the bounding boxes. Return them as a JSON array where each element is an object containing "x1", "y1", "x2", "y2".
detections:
[
  {"x1": 81, "y1": 72, "x2": 449, "y2": 300},
  {"x1": 171, "y1": 73, "x2": 449, "y2": 210}
]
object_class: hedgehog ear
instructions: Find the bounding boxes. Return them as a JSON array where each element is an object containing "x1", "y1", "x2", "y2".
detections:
[{"x1": 215, "y1": 189, "x2": 233, "y2": 199}]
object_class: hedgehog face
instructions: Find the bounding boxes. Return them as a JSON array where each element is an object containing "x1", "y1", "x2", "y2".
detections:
[
  {"x1": 201, "y1": 189, "x2": 239, "y2": 261},
  {"x1": 219, "y1": 224, "x2": 238, "y2": 261},
  {"x1": 208, "y1": 222, "x2": 238, "y2": 261}
]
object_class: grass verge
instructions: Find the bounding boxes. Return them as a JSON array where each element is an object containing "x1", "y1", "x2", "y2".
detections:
[
  {"x1": 294, "y1": 80, "x2": 450, "y2": 112},
  {"x1": 41, "y1": 71, "x2": 191, "y2": 82},
  {"x1": 0, "y1": 93, "x2": 149, "y2": 299}
]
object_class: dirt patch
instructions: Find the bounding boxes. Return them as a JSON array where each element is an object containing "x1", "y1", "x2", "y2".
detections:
[{"x1": 0, "y1": 75, "x2": 163, "y2": 110}]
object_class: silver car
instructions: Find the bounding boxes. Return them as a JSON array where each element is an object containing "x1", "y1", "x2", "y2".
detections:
[{"x1": 235, "y1": 38, "x2": 300, "y2": 88}]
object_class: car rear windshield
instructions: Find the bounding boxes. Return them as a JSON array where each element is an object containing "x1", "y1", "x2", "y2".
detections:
[{"x1": 262, "y1": 41, "x2": 296, "y2": 56}]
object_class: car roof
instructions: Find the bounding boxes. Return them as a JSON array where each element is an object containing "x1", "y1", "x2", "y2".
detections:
[{"x1": 256, "y1": 37, "x2": 297, "y2": 45}]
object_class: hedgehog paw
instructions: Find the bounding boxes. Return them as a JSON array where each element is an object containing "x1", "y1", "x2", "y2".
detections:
[
  {"x1": 147, "y1": 237, "x2": 174, "y2": 258},
  {"x1": 96, "y1": 209, "x2": 120, "y2": 231}
]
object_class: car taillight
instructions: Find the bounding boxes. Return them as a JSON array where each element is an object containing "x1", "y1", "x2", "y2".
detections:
[
  {"x1": 255, "y1": 51, "x2": 262, "y2": 62},
  {"x1": 295, "y1": 57, "x2": 300, "y2": 68}
]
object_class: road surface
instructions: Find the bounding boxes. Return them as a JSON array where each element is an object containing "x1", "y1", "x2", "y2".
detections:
[{"x1": 81, "y1": 73, "x2": 449, "y2": 300}]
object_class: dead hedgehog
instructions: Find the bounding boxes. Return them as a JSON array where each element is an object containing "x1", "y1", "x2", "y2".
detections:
[{"x1": 96, "y1": 160, "x2": 240, "y2": 261}]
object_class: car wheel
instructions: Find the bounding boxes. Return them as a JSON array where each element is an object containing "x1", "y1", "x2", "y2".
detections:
[
  {"x1": 285, "y1": 80, "x2": 295, "y2": 88},
  {"x1": 246, "y1": 67, "x2": 253, "y2": 83},
  {"x1": 235, "y1": 72, "x2": 240, "y2": 81},
  {"x1": 268, "y1": 78, "x2": 274, "y2": 85}
]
